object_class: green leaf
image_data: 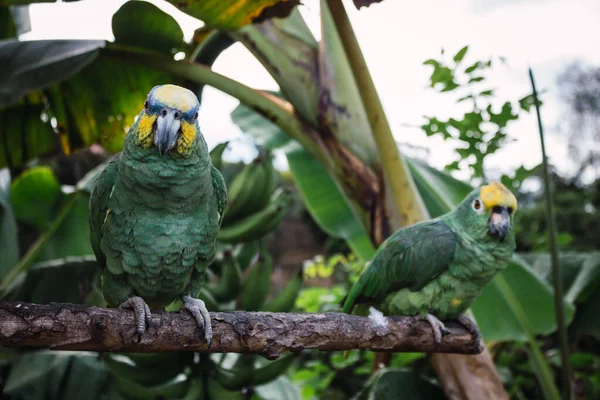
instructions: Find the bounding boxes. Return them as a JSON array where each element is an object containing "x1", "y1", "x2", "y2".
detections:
[
  {"x1": 0, "y1": 169, "x2": 19, "y2": 278},
  {"x1": 235, "y1": 9, "x2": 319, "y2": 125},
  {"x1": 3, "y1": 256, "x2": 98, "y2": 304},
  {"x1": 520, "y1": 252, "x2": 600, "y2": 304},
  {"x1": 453, "y1": 45, "x2": 469, "y2": 63},
  {"x1": 166, "y1": 0, "x2": 299, "y2": 30},
  {"x1": 473, "y1": 255, "x2": 575, "y2": 342},
  {"x1": 316, "y1": 0, "x2": 378, "y2": 167},
  {"x1": 230, "y1": 101, "x2": 375, "y2": 261},
  {"x1": 112, "y1": 1, "x2": 185, "y2": 54},
  {"x1": 36, "y1": 192, "x2": 93, "y2": 261},
  {"x1": 354, "y1": 369, "x2": 445, "y2": 400},
  {"x1": 0, "y1": 96, "x2": 57, "y2": 169},
  {"x1": 4, "y1": 351, "x2": 107, "y2": 400},
  {"x1": 10, "y1": 166, "x2": 61, "y2": 230},
  {"x1": 254, "y1": 376, "x2": 302, "y2": 400},
  {"x1": 468, "y1": 76, "x2": 485, "y2": 84},
  {"x1": 0, "y1": 38, "x2": 104, "y2": 106},
  {"x1": 571, "y1": 288, "x2": 600, "y2": 337}
]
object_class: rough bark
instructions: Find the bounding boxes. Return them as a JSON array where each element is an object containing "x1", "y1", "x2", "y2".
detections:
[{"x1": 0, "y1": 300, "x2": 482, "y2": 360}]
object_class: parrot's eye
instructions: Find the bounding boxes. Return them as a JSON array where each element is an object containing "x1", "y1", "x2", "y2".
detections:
[
  {"x1": 144, "y1": 100, "x2": 149, "y2": 111},
  {"x1": 472, "y1": 198, "x2": 485, "y2": 214},
  {"x1": 193, "y1": 112, "x2": 198, "y2": 121}
]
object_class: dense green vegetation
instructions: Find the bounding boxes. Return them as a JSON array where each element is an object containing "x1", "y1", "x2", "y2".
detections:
[{"x1": 0, "y1": 1, "x2": 598, "y2": 399}]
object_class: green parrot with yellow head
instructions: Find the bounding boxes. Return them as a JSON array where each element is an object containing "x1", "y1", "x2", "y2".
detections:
[
  {"x1": 89, "y1": 84, "x2": 226, "y2": 347},
  {"x1": 342, "y1": 181, "x2": 518, "y2": 342}
]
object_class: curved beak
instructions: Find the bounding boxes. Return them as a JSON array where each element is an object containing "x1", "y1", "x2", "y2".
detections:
[
  {"x1": 154, "y1": 108, "x2": 181, "y2": 155},
  {"x1": 489, "y1": 206, "x2": 511, "y2": 241}
]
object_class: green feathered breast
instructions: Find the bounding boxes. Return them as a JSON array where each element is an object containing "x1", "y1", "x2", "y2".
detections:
[{"x1": 89, "y1": 118, "x2": 226, "y2": 309}]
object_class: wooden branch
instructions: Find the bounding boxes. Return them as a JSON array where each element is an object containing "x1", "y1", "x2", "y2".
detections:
[{"x1": 0, "y1": 301, "x2": 483, "y2": 360}]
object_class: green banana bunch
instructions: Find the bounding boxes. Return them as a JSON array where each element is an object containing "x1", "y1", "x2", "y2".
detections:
[
  {"x1": 238, "y1": 242, "x2": 272, "y2": 311},
  {"x1": 222, "y1": 149, "x2": 279, "y2": 223},
  {"x1": 218, "y1": 188, "x2": 291, "y2": 243},
  {"x1": 263, "y1": 269, "x2": 303, "y2": 313},
  {"x1": 210, "y1": 250, "x2": 242, "y2": 302},
  {"x1": 234, "y1": 240, "x2": 259, "y2": 271},
  {"x1": 212, "y1": 353, "x2": 296, "y2": 391}
]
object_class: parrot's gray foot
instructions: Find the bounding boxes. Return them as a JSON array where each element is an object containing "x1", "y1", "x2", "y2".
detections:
[
  {"x1": 457, "y1": 314, "x2": 481, "y2": 345},
  {"x1": 183, "y1": 295, "x2": 213, "y2": 349},
  {"x1": 119, "y1": 296, "x2": 152, "y2": 342},
  {"x1": 424, "y1": 313, "x2": 451, "y2": 344}
]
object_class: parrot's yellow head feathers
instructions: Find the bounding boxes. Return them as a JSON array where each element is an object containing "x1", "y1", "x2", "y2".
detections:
[
  {"x1": 456, "y1": 181, "x2": 517, "y2": 242},
  {"x1": 136, "y1": 84, "x2": 200, "y2": 157},
  {"x1": 479, "y1": 181, "x2": 518, "y2": 214}
]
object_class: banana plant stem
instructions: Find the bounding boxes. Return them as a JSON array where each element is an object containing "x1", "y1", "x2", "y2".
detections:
[
  {"x1": 529, "y1": 68, "x2": 573, "y2": 400},
  {"x1": 325, "y1": 0, "x2": 429, "y2": 231}
]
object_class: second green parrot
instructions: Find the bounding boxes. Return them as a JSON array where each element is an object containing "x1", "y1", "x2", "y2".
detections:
[
  {"x1": 342, "y1": 181, "x2": 518, "y2": 342},
  {"x1": 89, "y1": 84, "x2": 227, "y2": 347}
]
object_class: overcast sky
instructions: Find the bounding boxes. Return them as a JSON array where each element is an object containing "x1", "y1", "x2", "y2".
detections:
[{"x1": 21, "y1": 0, "x2": 600, "y2": 182}]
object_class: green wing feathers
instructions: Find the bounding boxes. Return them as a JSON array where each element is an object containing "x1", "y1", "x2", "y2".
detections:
[
  {"x1": 211, "y1": 165, "x2": 227, "y2": 227},
  {"x1": 341, "y1": 220, "x2": 457, "y2": 314},
  {"x1": 88, "y1": 156, "x2": 119, "y2": 270}
]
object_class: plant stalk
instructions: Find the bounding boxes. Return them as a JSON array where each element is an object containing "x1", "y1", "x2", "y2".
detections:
[
  {"x1": 529, "y1": 68, "x2": 573, "y2": 400},
  {"x1": 325, "y1": 0, "x2": 430, "y2": 231},
  {"x1": 0, "y1": 192, "x2": 78, "y2": 294}
]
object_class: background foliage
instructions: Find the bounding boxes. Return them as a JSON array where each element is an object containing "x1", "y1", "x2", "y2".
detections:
[{"x1": 0, "y1": 1, "x2": 599, "y2": 399}]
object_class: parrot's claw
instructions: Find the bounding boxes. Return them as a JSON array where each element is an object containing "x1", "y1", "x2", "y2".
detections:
[
  {"x1": 457, "y1": 314, "x2": 481, "y2": 348},
  {"x1": 119, "y1": 296, "x2": 152, "y2": 342},
  {"x1": 183, "y1": 295, "x2": 213, "y2": 349},
  {"x1": 424, "y1": 313, "x2": 449, "y2": 344}
]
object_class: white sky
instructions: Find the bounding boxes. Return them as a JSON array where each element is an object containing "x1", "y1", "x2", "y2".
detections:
[{"x1": 20, "y1": 0, "x2": 600, "y2": 182}]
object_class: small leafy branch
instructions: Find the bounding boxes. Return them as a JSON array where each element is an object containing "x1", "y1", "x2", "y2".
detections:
[{"x1": 421, "y1": 46, "x2": 538, "y2": 180}]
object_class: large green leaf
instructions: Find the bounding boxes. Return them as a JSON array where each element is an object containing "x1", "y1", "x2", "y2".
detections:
[
  {"x1": 166, "y1": 0, "x2": 299, "y2": 31},
  {"x1": 3, "y1": 351, "x2": 108, "y2": 400},
  {"x1": 318, "y1": 0, "x2": 378, "y2": 167},
  {"x1": 235, "y1": 9, "x2": 319, "y2": 125},
  {"x1": 407, "y1": 157, "x2": 473, "y2": 218},
  {"x1": 0, "y1": 0, "x2": 185, "y2": 168},
  {"x1": 0, "y1": 168, "x2": 19, "y2": 278},
  {"x1": 0, "y1": 96, "x2": 57, "y2": 169},
  {"x1": 112, "y1": 0, "x2": 185, "y2": 55},
  {"x1": 230, "y1": 100, "x2": 375, "y2": 261},
  {"x1": 520, "y1": 251, "x2": 600, "y2": 304},
  {"x1": 36, "y1": 192, "x2": 93, "y2": 261},
  {"x1": 10, "y1": 166, "x2": 61, "y2": 230},
  {"x1": 0, "y1": 39, "x2": 104, "y2": 106},
  {"x1": 473, "y1": 255, "x2": 575, "y2": 342},
  {"x1": 4, "y1": 257, "x2": 97, "y2": 304}
]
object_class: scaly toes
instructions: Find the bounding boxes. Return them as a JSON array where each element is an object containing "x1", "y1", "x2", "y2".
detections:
[
  {"x1": 424, "y1": 313, "x2": 447, "y2": 344},
  {"x1": 119, "y1": 296, "x2": 152, "y2": 341},
  {"x1": 183, "y1": 295, "x2": 213, "y2": 349},
  {"x1": 457, "y1": 314, "x2": 481, "y2": 344}
]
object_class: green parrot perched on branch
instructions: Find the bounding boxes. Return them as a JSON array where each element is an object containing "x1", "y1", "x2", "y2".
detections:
[
  {"x1": 342, "y1": 181, "x2": 517, "y2": 343},
  {"x1": 89, "y1": 84, "x2": 226, "y2": 347}
]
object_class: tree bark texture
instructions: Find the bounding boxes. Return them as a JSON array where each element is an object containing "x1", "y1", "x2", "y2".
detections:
[{"x1": 0, "y1": 301, "x2": 482, "y2": 360}]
